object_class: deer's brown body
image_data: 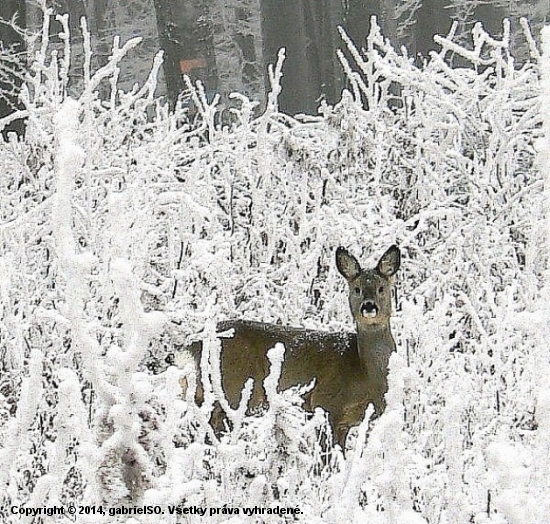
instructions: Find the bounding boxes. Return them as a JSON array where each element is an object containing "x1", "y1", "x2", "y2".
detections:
[{"x1": 187, "y1": 245, "x2": 401, "y2": 448}]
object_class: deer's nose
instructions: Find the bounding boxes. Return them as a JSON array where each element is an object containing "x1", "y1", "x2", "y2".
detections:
[{"x1": 361, "y1": 301, "x2": 378, "y2": 318}]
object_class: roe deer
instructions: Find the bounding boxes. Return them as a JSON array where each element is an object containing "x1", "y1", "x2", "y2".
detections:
[{"x1": 186, "y1": 245, "x2": 401, "y2": 448}]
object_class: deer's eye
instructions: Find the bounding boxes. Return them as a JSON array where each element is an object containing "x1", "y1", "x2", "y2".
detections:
[
  {"x1": 354, "y1": 287, "x2": 361, "y2": 295},
  {"x1": 378, "y1": 286, "x2": 384, "y2": 293}
]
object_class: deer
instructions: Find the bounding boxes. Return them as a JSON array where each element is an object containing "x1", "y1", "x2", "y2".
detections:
[{"x1": 183, "y1": 245, "x2": 401, "y2": 449}]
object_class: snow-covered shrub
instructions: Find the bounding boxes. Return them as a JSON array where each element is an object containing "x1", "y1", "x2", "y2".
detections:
[{"x1": 0, "y1": 8, "x2": 548, "y2": 524}]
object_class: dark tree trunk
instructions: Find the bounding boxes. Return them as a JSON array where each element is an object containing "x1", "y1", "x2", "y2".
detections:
[
  {"x1": 306, "y1": 0, "x2": 343, "y2": 107},
  {"x1": 90, "y1": 0, "x2": 114, "y2": 99},
  {"x1": 473, "y1": 2, "x2": 506, "y2": 39},
  {"x1": 261, "y1": 0, "x2": 343, "y2": 115},
  {"x1": 153, "y1": 0, "x2": 217, "y2": 108},
  {"x1": 153, "y1": 0, "x2": 185, "y2": 106},
  {"x1": 414, "y1": 1, "x2": 506, "y2": 64},
  {"x1": 0, "y1": 0, "x2": 26, "y2": 138},
  {"x1": 343, "y1": 0, "x2": 397, "y2": 51},
  {"x1": 414, "y1": 0, "x2": 451, "y2": 61}
]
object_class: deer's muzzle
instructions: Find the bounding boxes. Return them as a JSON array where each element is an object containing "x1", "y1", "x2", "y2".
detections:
[{"x1": 361, "y1": 301, "x2": 378, "y2": 318}]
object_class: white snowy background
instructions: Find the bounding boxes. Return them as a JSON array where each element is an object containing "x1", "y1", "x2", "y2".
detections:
[{"x1": 0, "y1": 10, "x2": 549, "y2": 524}]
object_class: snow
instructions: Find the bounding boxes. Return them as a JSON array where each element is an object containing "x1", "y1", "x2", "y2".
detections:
[{"x1": 0, "y1": 11, "x2": 549, "y2": 524}]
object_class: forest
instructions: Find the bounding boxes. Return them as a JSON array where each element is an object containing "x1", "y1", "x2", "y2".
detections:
[
  {"x1": 1, "y1": 0, "x2": 550, "y2": 123},
  {"x1": 0, "y1": 1, "x2": 550, "y2": 523}
]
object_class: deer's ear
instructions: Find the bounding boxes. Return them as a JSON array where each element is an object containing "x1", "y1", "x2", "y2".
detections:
[
  {"x1": 377, "y1": 245, "x2": 401, "y2": 277},
  {"x1": 336, "y1": 247, "x2": 362, "y2": 281}
]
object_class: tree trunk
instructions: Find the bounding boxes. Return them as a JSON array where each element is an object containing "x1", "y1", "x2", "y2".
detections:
[
  {"x1": 0, "y1": 0, "x2": 26, "y2": 138},
  {"x1": 261, "y1": 0, "x2": 343, "y2": 115}
]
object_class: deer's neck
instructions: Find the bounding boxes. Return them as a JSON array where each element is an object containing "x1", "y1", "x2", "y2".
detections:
[{"x1": 356, "y1": 323, "x2": 394, "y2": 381}]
